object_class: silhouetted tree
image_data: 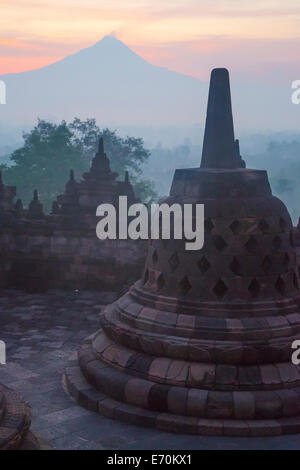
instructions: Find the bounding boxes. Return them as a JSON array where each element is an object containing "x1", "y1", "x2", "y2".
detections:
[{"x1": 2, "y1": 118, "x2": 157, "y2": 211}]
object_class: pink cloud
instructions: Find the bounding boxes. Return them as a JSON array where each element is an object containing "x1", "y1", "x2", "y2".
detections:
[
  {"x1": 0, "y1": 56, "x2": 60, "y2": 74},
  {"x1": 131, "y1": 36, "x2": 300, "y2": 84}
]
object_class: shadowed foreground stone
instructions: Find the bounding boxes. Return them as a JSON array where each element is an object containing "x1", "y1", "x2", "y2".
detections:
[
  {"x1": 0, "y1": 383, "x2": 32, "y2": 449},
  {"x1": 65, "y1": 68, "x2": 300, "y2": 436}
]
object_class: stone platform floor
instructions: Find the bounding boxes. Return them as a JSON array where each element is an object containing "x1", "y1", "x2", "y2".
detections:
[{"x1": 1, "y1": 289, "x2": 300, "y2": 450}]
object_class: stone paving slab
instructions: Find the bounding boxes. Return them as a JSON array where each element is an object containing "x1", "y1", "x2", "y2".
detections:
[{"x1": 1, "y1": 289, "x2": 300, "y2": 450}]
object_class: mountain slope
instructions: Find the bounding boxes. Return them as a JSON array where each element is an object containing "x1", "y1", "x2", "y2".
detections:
[
  {"x1": 0, "y1": 36, "x2": 206, "y2": 128},
  {"x1": 0, "y1": 36, "x2": 298, "y2": 134}
]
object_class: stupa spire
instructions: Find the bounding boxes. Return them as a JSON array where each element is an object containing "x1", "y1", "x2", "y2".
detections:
[
  {"x1": 15, "y1": 198, "x2": 24, "y2": 217},
  {"x1": 0, "y1": 171, "x2": 3, "y2": 200},
  {"x1": 65, "y1": 169, "x2": 77, "y2": 197},
  {"x1": 15, "y1": 198, "x2": 23, "y2": 211},
  {"x1": 88, "y1": 136, "x2": 117, "y2": 179},
  {"x1": 28, "y1": 189, "x2": 44, "y2": 219},
  {"x1": 98, "y1": 137, "x2": 104, "y2": 155},
  {"x1": 201, "y1": 68, "x2": 242, "y2": 169}
]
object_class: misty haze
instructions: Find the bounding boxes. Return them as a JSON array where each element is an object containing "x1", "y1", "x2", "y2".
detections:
[{"x1": 1, "y1": 36, "x2": 300, "y2": 221}]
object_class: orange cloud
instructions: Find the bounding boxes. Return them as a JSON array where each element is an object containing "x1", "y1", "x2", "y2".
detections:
[
  {"x1": 0, "y1": 39, "x2": 27, "y2": 47},
  {"x1": 1, "y1": 0, "x2": 300, "y2": 76},
  {"x1": 0, "y1": 56, "x2": 59, "y2": 74}
]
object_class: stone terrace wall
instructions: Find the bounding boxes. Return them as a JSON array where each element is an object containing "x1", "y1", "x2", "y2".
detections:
[
  {"x1": 0, "y1": 139, "x2": 147, "y2": 292},
  {"x1": 0, "y1": 218, "x2": 145, "y2": 292}
]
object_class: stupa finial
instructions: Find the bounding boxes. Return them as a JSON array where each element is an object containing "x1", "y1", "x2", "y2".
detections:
[
  {"x1": 28, "y1": 189, "x2": 44, "y2": 219},
  {"x1": 15, "y1": 198, "x2": 23, "y2": 208},
  {"x1": 52, "y1": 200, "x2": 60, "y2": 214},
  {"x1": 98, "y1": 137, "x2": 104, "y2": 155},
  {"x1": 65, "y1": 169, "x2": 77, "y2": 196},
  {"x1": 201, "y1": 68, "x2": 242, "y2": 169}
]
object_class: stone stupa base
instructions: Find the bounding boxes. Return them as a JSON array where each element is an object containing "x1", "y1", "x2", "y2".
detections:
[
  {"x1": 0, "y1": 384, "x2": 31, "y2": 450},
  {"x1": 0, "y1": 383, "x2": 51, "y2": 450},
  {"x1": 64, "y1": 331, "x2": 300, "y2": 438}
]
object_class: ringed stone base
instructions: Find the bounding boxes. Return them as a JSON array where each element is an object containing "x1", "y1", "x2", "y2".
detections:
[{"x1": 64, "y1": 334, "x2": 300, "y2": 437}]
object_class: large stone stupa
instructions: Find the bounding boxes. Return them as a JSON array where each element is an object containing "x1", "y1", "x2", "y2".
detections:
[{"x1": 65, "y1": 68, "x2": 300, "y2": 436}]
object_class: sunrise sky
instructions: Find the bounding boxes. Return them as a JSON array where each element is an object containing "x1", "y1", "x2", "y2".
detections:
[{"x1": 1, "y1": 0, "x2": 300, "y2": 82}]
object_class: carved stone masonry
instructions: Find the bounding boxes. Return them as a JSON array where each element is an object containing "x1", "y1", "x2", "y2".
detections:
[{"x1": 65, "y1": 68, "x2": 300, "y2": 436}]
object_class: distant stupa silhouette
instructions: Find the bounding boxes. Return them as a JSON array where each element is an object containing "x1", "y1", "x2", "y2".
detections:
[{"x1": 66, "y1": 68, "x2": 300, "y2": 436}]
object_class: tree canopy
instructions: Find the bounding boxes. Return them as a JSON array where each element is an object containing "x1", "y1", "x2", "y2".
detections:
[{"x1": 1, "y1": 118, "x2": 157, "y2": 211}]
